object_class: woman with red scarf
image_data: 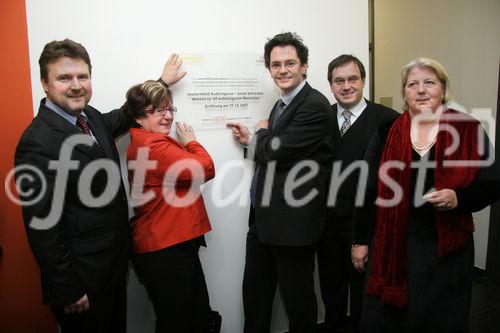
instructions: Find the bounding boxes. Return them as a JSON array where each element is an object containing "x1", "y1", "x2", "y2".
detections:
[{"x1": 351, "y1": 58, "x2": 500, "y2": 332}]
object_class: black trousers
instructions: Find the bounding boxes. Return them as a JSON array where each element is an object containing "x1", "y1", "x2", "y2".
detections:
[
  {"x1": 132, "y1": 238, "x2": 211, "y2": 333},
  {"x1": 243, "y1": 224, "x2": 317, "y2": 333},
  {"x1": 317, "y1": 214, "x2": 364, "y2": 333},
  {"x1": 51, "y1": 277, "x2": 127, "y2": 333}
]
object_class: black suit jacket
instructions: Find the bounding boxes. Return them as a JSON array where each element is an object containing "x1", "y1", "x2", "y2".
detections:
[
  {"x1": 330, "y1": 99, "x2": 398, "y2": 217},
  {"x1": 14, "y1": 99, "x2": 131, "y2": 307},
  {"x1": 251, "y1": 83, "x2": 335, "y2": 246}
]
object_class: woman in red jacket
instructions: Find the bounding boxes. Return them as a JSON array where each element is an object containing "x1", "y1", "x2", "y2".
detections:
[{"x1": 124, "y1": 80, "x2": 215, "y2": 332}]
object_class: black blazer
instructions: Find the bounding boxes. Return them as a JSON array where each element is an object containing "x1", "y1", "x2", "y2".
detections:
[
  {"x1": 14, "y1": 99, "x2": 131, "y2": 307},
  {"x1": 330, "y1": 100, "x2": 398, "y2": 217},
  {"x1": 251, "y1": 83, "x2": 335, "y2": 246}
]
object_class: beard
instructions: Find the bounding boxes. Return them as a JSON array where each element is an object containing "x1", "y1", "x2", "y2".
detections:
[{"x1": 59, "y1": 94, "x2": 90, "y2": 116}]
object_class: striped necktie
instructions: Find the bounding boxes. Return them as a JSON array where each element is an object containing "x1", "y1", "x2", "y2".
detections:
[
  {"x1": 339, "y1": 110, "x2": 353, "y2": 137},
  {"x1": 76, "y1": 114, "x2": 91, "y2": 135},
  {"x1": 76, "y1": 114, "x2": 105, "y2": 154}
]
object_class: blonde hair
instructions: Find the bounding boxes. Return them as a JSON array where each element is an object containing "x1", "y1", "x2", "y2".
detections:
[{"x1": 401, "y1": 57, "x2": 452, "y2": 111}]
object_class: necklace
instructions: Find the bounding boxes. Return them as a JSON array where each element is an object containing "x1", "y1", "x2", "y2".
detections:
[{"x1": 411, "y1": 135, "x2": 436, "y2": 151}]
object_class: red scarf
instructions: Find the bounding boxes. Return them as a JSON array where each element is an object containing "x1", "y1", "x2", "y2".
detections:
[{"x1": 367, "y1": 109, "x2": 481, "y2": 307}]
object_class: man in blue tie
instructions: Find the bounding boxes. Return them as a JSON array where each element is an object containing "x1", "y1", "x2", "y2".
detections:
[{"x1": 228, "y1": 32, "x2": 335, "y2": 333}]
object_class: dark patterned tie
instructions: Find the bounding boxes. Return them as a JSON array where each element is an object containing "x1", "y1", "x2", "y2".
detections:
[
  {"x1": 339, "y1": 110, "x2": 353, "y2": 137},
  {"x1": 271, "y1": 100, "x2": 286, "y2": 129},
  {"x1": 76, "y1": 114, "x2": 91, "y2": 134},
  {"x1": 250, "y1": 100, "x2": 286, "y2": 206},
  {"x1": 76, "y1": 114, "x2": 104, "y2": 154}
]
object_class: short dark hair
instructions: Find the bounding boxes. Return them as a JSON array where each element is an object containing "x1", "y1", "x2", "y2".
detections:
[
  {"x1": 327, "y1": 54, "x2": 366, "y2": 84},
  {"x1": 123, "y1": 80, "x2": 172, "y2": 128},
  {"x1": 39, "y1": 39, "x2": 92, "y2": 81},
  {"x1": 264, "y1": 32, "x2": 309, "y2": 70}
]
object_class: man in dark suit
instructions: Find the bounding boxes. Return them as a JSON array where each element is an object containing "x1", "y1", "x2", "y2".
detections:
[
  {"x1": 14, "y1": 39, "x2": 182, "y2": 333},
  {"x1": 228, "y1": 32, "x2": 335, "y2": 333},
  {"x1": 317, "y1": 54, "x2": 399, "y2": 332}
]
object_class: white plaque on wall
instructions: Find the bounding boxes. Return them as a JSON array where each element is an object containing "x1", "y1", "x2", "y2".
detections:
[{"x1": 171, "y1": 53, "x2": 279, "y2": 130}]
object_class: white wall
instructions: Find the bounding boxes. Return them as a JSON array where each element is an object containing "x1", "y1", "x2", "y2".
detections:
[
  {"x1": 24, "y1": 0, "x2": 369, "y2": 332},
  {"x1": 374, "y1": 0, "x2": 500, "y2": 269}
]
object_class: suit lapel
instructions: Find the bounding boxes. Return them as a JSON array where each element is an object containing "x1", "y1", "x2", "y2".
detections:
[
  {"x1": 85, "y1": 110, "x2": 114, "y2": 158},
  {"x1": 332, "y1": 104, "x2": 341, "y2": 139},
  {"x1": 336, "y1": 100, "x2": 384, "y2": 145},
  {"x1": 360, "y1": 100, "x2": 383, "y2": 143},
  {"x1": 272, "y1": 82, "x2": 312, "y2": 132},
  {"x1": 337, "y1": 99, "x2": 375, "y2": 139},
  {"x1": 268, "y1": 100, "x2": 280, "y2": 130},
  {"x1": 38, "y1": 102, "x2": 105, "y2": 160}
]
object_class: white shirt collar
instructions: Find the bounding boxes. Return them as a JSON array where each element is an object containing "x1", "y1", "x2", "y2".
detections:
[{"x1": 337, "y1": 98, "x2": 367, "y2": 125}]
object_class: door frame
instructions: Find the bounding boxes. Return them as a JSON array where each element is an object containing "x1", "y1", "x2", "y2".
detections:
[{"x1": 486, "y1": 59, "x2": 500, "y2": 283}]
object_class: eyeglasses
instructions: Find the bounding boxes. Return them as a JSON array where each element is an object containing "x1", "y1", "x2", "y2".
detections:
[
  {"x1": 145, "y1": 106, "x2": 177, "y2": 116},
  {"x1": 333, "y1": 76, "x2": 362, "y2": 86}
]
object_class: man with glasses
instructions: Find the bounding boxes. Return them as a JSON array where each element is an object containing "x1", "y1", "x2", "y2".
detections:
[
  {"x1": 317, "y1": 54, "x2": 398, "y2": 332},
  {"x1": 228, "y1": 32, "x2": 335, "y2": 332},
  {"x1": 14, "y1": 39, "x2": 183, "y2": 332}
]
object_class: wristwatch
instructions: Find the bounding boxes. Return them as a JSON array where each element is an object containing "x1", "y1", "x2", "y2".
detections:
[{"x1": 157, "y1": 77, "x2": 169, "y2": 88}]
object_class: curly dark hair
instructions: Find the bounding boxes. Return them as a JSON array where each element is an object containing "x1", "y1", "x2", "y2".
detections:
[
  {"x1": 264, "y1": 32, "x2": 309, "y2": 71},
  {"x1": 39, "y1": 39, "x2": 92, "y2": 81}
]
